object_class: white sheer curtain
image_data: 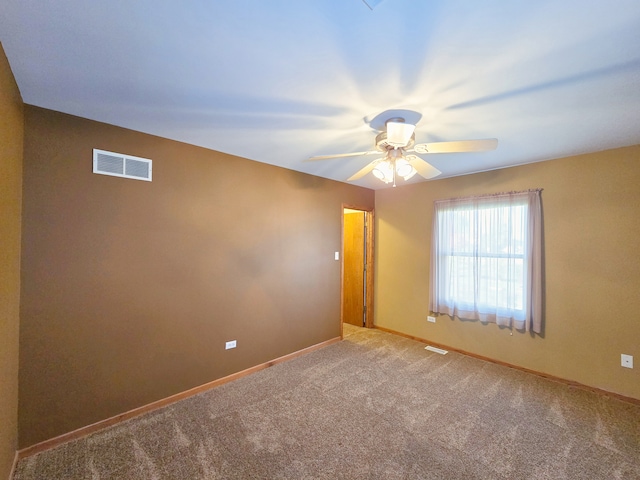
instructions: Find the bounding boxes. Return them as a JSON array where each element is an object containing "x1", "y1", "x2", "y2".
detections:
[{"x1": 429, "y1": 190, "x2": 543, "y2": 333}]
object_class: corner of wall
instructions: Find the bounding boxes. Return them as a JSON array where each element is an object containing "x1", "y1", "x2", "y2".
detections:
[{"x1": 0, "y1": 42, "x2": 24, "y2": 480}]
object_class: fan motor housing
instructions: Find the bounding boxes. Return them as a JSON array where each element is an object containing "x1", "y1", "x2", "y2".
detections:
[{"x1": 375, "y1": 131, "x2": 415, "y2": 151}]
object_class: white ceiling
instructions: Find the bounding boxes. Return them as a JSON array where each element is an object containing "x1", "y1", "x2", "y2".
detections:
[{"x1": 2, "y1": 0, "x2": 640, "y2": 189}]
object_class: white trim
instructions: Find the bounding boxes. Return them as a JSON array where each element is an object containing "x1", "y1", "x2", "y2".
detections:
[{"x1": 9, "y1": 450, "x2": 19, "y2": 480}]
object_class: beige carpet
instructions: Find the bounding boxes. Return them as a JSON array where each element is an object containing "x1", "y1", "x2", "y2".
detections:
[{"x1": 14, "y1": 325, "x2": 640, "y2": 479}]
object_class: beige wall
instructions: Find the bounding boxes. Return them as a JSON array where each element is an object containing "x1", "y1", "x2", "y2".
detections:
[
  {"x1": 0, "y1": 44, "x2": 24, "y2": 478},
  {"x1": 375, "y1": 146, "x2": 640, "y2": 400},
  {"x1": 19, "y1": 106, "x2": 374, "y2": 448}
]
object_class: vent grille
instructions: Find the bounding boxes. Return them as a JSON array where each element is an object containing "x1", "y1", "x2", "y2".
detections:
[
  {"x1": 93, "y1": 149, "x2": 152, "y2": 181},
  {"x1": 425, "y1": 346, "x2": 448, "y2": 355}
]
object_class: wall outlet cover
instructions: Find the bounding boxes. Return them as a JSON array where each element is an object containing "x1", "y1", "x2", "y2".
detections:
[
  {"x1": 427, "y1": 316, "x2": 436, "y2": 323},
  {"x1": 621, "y1": 354, "x2": 633, "y2": 368}
]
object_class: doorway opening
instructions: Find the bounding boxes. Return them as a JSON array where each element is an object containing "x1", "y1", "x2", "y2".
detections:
[{"x1": 341, "y1": 206, "x2": 374, "y2": 334}]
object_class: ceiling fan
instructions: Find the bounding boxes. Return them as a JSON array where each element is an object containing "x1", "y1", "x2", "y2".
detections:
[{"x1": 308, "y1": 113, "x2": 498, "y2": 186}]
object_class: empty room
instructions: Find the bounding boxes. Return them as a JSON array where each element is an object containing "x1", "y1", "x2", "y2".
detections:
[{"x1": 1, "y1": 1, "x2": 639, "y2": 479}]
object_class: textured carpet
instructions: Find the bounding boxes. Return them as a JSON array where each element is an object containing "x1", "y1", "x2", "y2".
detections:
[{"x1": 14, "y1": 325, "x2": 640, "y2": 479}]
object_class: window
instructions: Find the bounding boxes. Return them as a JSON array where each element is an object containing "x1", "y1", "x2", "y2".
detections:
[{"x1": 429, "y1": 190, "x2": 543, "y2": 333}]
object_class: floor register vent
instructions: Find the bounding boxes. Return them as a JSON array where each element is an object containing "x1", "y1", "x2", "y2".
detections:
[
  {"x1": 425, "y1": 346, "x2": 448, "y2": 355},
  {"x1": 93, "y1": 149, "x2": 152, "y2": 181}
]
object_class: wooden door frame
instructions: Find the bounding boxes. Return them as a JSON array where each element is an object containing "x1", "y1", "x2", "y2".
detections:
[{"x1": 341, "y1": 204, "x2": 375, "y2": 333}]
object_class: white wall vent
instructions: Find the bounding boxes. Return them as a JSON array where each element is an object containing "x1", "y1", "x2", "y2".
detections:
[{"x1": 93, "y1": 149, "x2": 152, "y2": 181}]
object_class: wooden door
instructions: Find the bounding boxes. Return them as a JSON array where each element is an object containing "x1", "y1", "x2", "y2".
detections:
[{"x1": 343, "y1": 210, "x2": 365, "y2": 326}]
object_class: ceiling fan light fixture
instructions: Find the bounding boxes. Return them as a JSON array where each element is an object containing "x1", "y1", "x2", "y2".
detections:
[
  {"x1": 308, "y1": 110, "x2": 495, "y2": 185},
  {"x1": 372, "y1": 160, "x2": 393, "y2": 183},
  {"x1": 386, "y1": 119, "x2": 416, "y2": 147},
  {"x1": 402, "y1": 167, "x2": 418, "y2": 180},
  {"x1": 395, "y1": 158, "x2": 414, "y2": 178}
]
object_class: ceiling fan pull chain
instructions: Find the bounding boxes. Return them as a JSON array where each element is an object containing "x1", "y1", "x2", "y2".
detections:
[{"x1": 392, "y1": 159, "x2": 397, "y2": 187}]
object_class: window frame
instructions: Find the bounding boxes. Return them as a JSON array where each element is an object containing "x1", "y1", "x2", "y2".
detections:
[{"x1": 429, "y1": 190, "x2": 543, "y2": 333}]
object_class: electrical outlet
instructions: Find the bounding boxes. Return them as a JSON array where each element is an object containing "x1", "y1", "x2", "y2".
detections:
[
  {"x1": 427, "y1": 316, "x2": 436, "y2": 323},
  {"x1": 225, "y1": 340, "x2": 237, "y2": 350},
  {"x1": 621, "y1": 354, "x2": 633, "y2": 369}
]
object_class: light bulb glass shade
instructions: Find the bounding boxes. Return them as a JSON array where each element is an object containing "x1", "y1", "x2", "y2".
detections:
[
  {"x1": 387, "y1": 121, "x2": 416, "y2": 147},
  {"x1": 402, "y1": 167, "x2": 417, "y2": 180},
  {"x1": 372, "y1": 160, "x2": 393, "y2": 183},
  {"x1": 395, "y1": 158, "x2": 413, "y2": 177}
]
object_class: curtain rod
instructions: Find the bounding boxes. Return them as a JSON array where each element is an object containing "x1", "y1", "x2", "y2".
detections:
[{"x1": 434, "y1": 188, "x2": 543, "y2": 203}]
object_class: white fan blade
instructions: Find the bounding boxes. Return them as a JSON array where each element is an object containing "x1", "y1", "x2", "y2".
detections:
[
  {"x1": 412, "y1": 138, "x2": 498, "y2": 154},
  {"x1": 347, "y1": 161, "x2": 378, "y2": 181},
  {"x1": 307, "y1": 150, "x2": 379, "y2": 161},
  {"x1": 406, "y1": 155, "x2": 442, "y2": 179}
]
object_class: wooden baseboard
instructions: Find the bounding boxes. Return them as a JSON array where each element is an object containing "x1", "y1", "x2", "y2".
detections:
[
  {"x1": 374, "y1": 325, "x2": 640, "y2": 406},
  {"x1": 17, "y1": 336, "x2": 341, "y2": 460}
]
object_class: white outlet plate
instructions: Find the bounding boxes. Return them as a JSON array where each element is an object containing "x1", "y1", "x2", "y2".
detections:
[
  {"x1": 225, "y1": 340, "x2": 237, "y2": 350},
  {"x1": 334, "y1": 251, "x2": 339, "y2": 260},
  {"x1": 427, "y1": 316, "x2": 436, "y2": 323},
  {"x1": 621, "y1": 354, "x2": 633, "y2": 368}
]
